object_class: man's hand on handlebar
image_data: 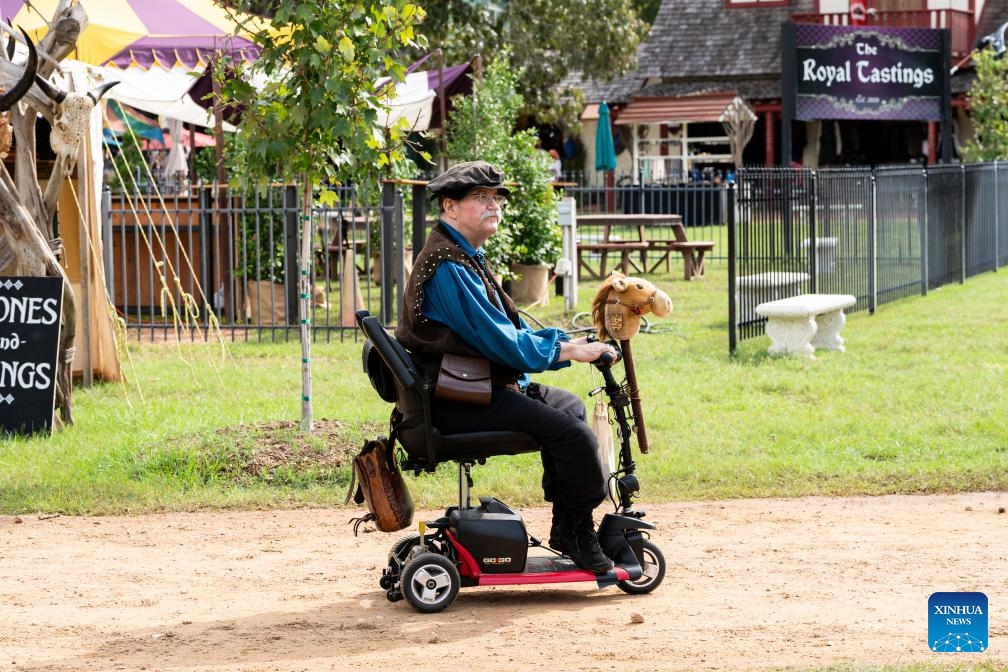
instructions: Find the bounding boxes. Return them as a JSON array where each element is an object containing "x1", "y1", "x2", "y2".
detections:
[{"x1": 559, "y1": 337, "x2": 620, "y2": 365}]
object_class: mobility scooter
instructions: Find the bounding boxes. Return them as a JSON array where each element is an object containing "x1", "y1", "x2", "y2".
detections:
[{"x1": 356, "y1": 309, "x2": 666, "y2": 612}]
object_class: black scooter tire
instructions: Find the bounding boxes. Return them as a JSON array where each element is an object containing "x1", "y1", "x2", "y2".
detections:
[
  {"x1": 389, "y1": 533, "x2": 422, "y2": 560},
  {"x1": 617, "y1": 540, "x2": 665, "y2": 595},
  {"x1": 400, "y1": 551, "x2": 460, "y2": 613}
]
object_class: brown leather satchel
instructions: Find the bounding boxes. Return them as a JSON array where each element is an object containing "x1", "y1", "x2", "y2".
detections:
[
  {"x1": 346, "y1": 437, "x2": 414, "y2": 535},
  {"x1": 434, "y1": 353, "x2": 492, "y2": 405}
]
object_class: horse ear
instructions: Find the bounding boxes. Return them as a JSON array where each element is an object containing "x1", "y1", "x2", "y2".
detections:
[{"x1": 611, "y1": 271, "x2": 628, "y2": 292}]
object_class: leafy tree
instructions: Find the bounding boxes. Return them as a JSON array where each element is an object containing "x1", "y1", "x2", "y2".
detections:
[
  {"x1": 447, "y1": 53, "x2": 561, "y2": 269},
  {"x1": 632, "y1": 0, "x2": 662, "y2": 24},
  {"x1": 961, "y1": 49, "x2": 1008, "y2": 162},
  {"x1": 411, "y1": 0, "x2": 647, "y2": 128},
  {"x1": 220, "y1": 0, "x2": 426, "y2": 432}
]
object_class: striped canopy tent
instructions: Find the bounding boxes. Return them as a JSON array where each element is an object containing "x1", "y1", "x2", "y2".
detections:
[{"x1": 0, "y1": 0, "x2": 263, "y2": 69}]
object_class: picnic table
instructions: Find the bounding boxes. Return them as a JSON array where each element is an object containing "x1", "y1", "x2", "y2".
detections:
[
  {"x1": 647, "y1": 222, "x2": 716, "y2": 280},
  {"x1": 575, "y1": 213, "x2": 684, "y2": 280}
]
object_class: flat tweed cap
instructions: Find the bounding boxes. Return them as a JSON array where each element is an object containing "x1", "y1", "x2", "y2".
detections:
[{"x1": 426, "y1": 160, "x2": 511, "y2": 199}]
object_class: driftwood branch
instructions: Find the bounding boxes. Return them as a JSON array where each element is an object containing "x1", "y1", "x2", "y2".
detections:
[{"x1": 0, "y1": 0, "x2": 90, "y2": 427}]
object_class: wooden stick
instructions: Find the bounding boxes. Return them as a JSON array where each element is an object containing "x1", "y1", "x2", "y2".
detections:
[{"x1": 619, "y1": 338, "x2": 649, "y2": 454}]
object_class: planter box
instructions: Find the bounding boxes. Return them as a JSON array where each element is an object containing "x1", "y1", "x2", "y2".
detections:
[{"x1": 509, "y1": 262, "x2": 550, "y2": 307}]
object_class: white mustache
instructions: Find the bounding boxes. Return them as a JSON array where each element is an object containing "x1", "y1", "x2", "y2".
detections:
[{"x1": 480, "y1": 210, "x2": 501, "y2": 222}]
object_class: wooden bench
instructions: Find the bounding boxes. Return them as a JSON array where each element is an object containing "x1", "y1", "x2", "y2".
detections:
[
  {"x1": 648, "y1": 222, "x2": 715, "y2": 280},
  {"x1": 577, "y1": 241, "x2": 650, "y2": 279},
  {"x1": 755, "y1": 293, "x2": 857, "y2": 358}
]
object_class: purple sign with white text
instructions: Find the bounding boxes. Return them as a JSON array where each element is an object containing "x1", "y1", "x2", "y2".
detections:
[{"x1": 792, "y1": 23, "x2": 945, "y2": 121}]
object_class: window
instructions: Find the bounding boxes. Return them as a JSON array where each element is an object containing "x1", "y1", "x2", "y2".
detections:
[{"x1": 725, "y1": 0, "x2": 789, "y2": 7}]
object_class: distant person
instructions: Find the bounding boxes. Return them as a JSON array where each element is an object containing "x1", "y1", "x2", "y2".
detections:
[{"x1": 548, "y1": 149, "x2": 563, "y2": 180}]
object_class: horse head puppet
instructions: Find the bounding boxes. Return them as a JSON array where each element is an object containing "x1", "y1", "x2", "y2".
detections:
[{"x1": 591, "y1": 271, "x2": 672, "y2": 341}]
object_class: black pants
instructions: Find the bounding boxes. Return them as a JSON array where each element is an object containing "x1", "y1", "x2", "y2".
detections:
[{"x1": 431, "y1": 384, "x2": 607, "y2": 512}]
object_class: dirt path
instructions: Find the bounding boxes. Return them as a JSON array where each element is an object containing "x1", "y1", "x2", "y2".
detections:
[{"x1": 2, "y1": 493, "x2": 1005, "y2": 672}]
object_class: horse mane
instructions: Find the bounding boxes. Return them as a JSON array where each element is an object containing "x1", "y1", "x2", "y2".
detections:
[{"x1": 590, "y1": 273, "x2": 617, "y2": 340}]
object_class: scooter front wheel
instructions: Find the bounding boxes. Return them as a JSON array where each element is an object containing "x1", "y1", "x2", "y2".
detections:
[
  {"x1": 400, "y1": 551, "x2": 460, "y2": 613},
  {"x1": 389, "y1": 533, "x2": 422, "y2": 560},
  {"x1": 617, "y1": 540, "x2": 666, "y2": 595}
]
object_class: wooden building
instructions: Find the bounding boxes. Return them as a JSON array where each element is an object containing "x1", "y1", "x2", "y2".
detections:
[{"x1": 576, "y1": 0, "x2": 1007, "y2": 181}]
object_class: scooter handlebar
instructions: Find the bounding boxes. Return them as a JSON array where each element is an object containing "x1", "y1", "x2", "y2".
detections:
[{"x1": 589, "y1": 339, "x2": 622, "y2": 367}]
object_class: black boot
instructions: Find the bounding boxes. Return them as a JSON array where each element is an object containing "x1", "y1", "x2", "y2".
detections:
[
  {"x1": 558, "y1": 510, "x2": 614, "y2": 573},
  {"x1": 548, "y1": 501, "x2": 566, "y2": 553}
]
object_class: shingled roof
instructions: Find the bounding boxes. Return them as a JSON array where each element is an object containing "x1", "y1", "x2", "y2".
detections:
[
  {"x1": 574, "y1": 0, "x2": 997, "y2": 104},
  {"x1": 638, "y1": 0, "x2": 815, "y2": 81},
  {"x1": 570, "y1": 0, "x2": 815, "y2": 105},
  {"x1": 975, "y1": 0, "x2": 1008, "y2": 40}
]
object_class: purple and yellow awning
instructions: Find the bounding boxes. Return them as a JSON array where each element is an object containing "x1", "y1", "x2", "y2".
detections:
[{"x1": 0, "y1": 0, "x2": 263, "y2": 69}]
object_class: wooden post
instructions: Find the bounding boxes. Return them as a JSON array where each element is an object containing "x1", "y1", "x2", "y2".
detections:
[
  {"x1": 618, "y1": 338, "x2": 649, "y2": 454},
  {"x1": 437, "y1": 48, "x2": 447, "y2": 171},
  {"x1": 210, "y1": 55, "x2": 235, "y2": 322}
]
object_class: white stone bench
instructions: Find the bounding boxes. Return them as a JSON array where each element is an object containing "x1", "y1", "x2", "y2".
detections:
[
  {"x1": 800, "y1": 236, "x2": 838, "y2": 275},
  {"x1": 735, "y1": 271, "x2": 810, "y2": 323},
  {"x1": 755, "y1": 293, "x2": 857, "y2": 358}
]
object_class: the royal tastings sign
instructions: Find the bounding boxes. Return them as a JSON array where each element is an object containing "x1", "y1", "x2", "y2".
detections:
[
  {"x1": 0, "y1": 276, "x2": 63, "y2": 437},
  {"x1": 789, "y1": 23, "x2": 946, "y2": 121}
]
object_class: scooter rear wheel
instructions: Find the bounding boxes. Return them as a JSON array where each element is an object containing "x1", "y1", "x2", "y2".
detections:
[
  {"x1": 400, "y1": 551, "x2": 460, "y2": 613},
  {"x1": 617, "y1": 540, "x2": 665, "y2": 595}
]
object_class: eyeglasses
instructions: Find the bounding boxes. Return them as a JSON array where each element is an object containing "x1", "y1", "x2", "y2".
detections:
[{"x1": 465, "y1": 190, "x2": 508, "y2": 208}]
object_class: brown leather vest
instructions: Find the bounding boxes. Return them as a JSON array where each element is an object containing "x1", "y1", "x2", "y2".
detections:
[{"x1": 395, "y1": 224, "x2": 523, "y2": 386}]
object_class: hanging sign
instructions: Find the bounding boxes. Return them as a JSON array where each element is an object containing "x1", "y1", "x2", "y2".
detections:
[
  {"x1": 787, "y1": 23, "x2": 946, "y2": 121},
  {"x1": 0, "y1": 276, "x2": 64, "y2": 437}
]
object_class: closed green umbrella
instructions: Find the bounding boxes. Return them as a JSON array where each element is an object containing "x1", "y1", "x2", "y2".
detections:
[{"x1": 595, "y1": 100, "x2": 617, "y2": 172}]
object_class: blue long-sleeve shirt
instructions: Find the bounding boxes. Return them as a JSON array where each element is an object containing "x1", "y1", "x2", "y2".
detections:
[{"x1": 422, "y1": 223, "x2": 570, "y2": 387}]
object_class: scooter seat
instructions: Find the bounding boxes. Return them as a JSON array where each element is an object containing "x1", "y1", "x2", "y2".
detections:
[{"x1": 437, "y1": 429, "x2": 539, "y2": 463}]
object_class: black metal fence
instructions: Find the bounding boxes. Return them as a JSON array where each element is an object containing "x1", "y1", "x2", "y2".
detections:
[
  {"x1": 102, "y1": 163, "x2": 1006, "y2": 345},
  {"x1": 729, "y1": 163, "x2": 1008, "y2": 352},
  {"x1": 103, "y1": 182, "x2": 397, "y2": 342}
]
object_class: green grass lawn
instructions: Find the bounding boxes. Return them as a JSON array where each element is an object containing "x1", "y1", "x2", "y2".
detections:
[{"x1": 1, "y1": 262, "x2": 1006, "y2": 515}]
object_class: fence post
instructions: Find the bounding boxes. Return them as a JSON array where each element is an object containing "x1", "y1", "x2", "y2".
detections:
[
  {"x1": 380, "y1": 181, "x2": 399, "y2": 324},
  {"x1": 869, "y1": 170, "x2": 877, "y2": 314},
  {"x1": 920, "y1": 166, "x2": 928, "y2": 297},
  {"x1": 809, "y1": 170, "x2": 818, "y2": 292},
  {"x1": 996, "y1": 161, "x2": 1002, "y2": 271},
  {"x1": 197, "y1": 186, "x2": 214, "y2": 321},
  {"x1": 727, "y1": 179, "x2": 737, "y2": 356},
  {"x1": 557, "y1": 197, "x2": 578, "y2": 312},
  {"x1": 102, "y1": 187, "x2": 114, "y2": 299},
  {"x1": 283, "y1": 185, "x2": 300, "y2": 325},
  {"x1": 411, "y1": 182, "x2": 427, "y2": 263},
  {"x1": 960, "y1": 164, "x2": 967, "y2": 284}
]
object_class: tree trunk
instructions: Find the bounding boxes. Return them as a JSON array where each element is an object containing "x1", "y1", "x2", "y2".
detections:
[{"x1": 299, "y1": 179, "x2": 314, "y2": 433}]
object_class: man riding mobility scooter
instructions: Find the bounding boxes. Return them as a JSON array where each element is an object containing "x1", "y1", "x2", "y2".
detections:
[{"x1": 353, "y1": 273, "x2": 669, "y2": 612}]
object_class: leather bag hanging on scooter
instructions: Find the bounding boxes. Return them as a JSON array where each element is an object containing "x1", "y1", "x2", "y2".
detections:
[
  {"x1": 346, "y1": 437, "x2": 414, "y2": 534},
  {"x1": 434, "y1": 353, "x2": 492, "y2": 405}
]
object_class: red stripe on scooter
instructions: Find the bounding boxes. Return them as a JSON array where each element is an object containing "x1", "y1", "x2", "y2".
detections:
[
  {"x1": 445, "y1": 530, "x2": 482, "y2": 578},
  {"x1": 477, "y1": 567, "x2": 631, "y2": 586}
]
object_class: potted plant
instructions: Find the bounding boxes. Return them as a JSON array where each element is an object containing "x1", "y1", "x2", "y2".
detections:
[
  {"x1": 446, "y1": 53, "x2": 562, "y2": 306},
  {"x1": 500, "y1": 144, "x2": 561, "y2": 305}
]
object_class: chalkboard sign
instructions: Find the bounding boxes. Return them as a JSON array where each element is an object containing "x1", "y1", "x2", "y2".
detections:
[{"x1": 0, "y1": 276, "x2": 64, "y2": 437}]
